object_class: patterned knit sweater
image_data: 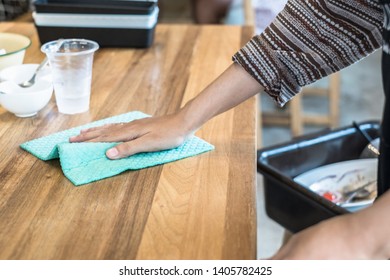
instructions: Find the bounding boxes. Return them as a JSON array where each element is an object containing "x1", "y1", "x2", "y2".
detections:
[{"x1": 233, "y1": 0, "x2": 384, "y2": 106}]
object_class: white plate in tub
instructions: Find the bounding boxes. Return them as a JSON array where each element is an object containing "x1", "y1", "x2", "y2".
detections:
[{"x1": 294, "y1": 159, "x2": 377, "y2": 212}]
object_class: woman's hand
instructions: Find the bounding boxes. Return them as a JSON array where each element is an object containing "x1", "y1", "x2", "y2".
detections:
[
  {"x1": 70, "y1": 63, "x2": 263, "y2": 160},
  {"x1": 70, "y1": 113, "x2": 191, "y2": 159}
]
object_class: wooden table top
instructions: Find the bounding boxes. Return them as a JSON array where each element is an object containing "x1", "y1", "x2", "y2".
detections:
[{"x1": 0, "y1": 23, "x2": 256, "y2": 260}]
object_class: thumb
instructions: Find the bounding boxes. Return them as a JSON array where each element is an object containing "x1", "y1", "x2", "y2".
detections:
[{"x1": 105, "y1": 137, "x2": 156, "y2": 159}]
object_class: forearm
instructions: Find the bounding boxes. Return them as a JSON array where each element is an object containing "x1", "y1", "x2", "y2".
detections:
[
  {"x1": 177, "y1": 63, "x2": 263, "y2": 134},
  {"x1": 70, "y1": 63, "x2": 263, "y2": 159},
  {"x1": 354, "y1": 190, "x2": 390, "y2": 259},
  {"x1": 272, "y1": 190, "x2": 390, "y2": 259}
]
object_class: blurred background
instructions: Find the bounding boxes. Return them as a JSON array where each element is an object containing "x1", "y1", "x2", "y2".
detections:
[{"x1": 3, "y1": 0, "x2": 384, "y2": 258}]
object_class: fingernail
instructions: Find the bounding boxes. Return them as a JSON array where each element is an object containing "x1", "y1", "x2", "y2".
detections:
[
  {"x1": 107, "y1": 148, "x2": 119, "y2": 159},
  {"x1": 69, "y1": 136, "x2": 76, "y2": 142}
]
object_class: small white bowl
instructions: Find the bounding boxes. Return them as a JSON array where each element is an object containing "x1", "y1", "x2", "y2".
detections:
[
  {"x1": 0, "y1": 63, "x2": 52, "y2": 83},
  {"x1": 0, "y1": 79, "x2": 53, "y2": 117},
  {"x1": 0, "y1": 33, "x2": 31, "y2": 71}
]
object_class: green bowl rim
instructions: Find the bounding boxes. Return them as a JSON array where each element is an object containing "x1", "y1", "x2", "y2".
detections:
[{"x1": 0, "y1": 32, "x2": 32, "y2": 58}]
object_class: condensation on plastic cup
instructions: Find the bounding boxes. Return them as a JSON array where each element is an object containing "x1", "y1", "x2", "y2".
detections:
[{"x1": 41, "y1": 39, "x2": 99, "y2": 114}]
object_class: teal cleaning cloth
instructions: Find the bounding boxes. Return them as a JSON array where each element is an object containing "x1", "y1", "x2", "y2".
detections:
[{"x1": 20, "y1": 111, "x2": 214, "y2": 186}]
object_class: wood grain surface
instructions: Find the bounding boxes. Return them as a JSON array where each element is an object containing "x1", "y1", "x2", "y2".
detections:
[{"x1": 0, "y1": 23, "x2": 256, "y2": 260}]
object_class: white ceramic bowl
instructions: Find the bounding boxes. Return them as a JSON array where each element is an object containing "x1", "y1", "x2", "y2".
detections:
[
  {"x1": 0, "y1": 79, "x2": 53, "y2": 118},
  {"x1": 0, "y1": 33, "x2": 31, "y2": 71},
  {"x1": 0, "y1": 63, "x2": 52, "y2": 83}
]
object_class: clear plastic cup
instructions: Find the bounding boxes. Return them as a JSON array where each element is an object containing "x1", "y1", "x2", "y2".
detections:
[{"x1": 41, "y1": 39, "x2": 99, "y2": 114}]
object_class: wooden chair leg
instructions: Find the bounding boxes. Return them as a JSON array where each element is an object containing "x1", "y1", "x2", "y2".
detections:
[
  {"x1": 328, "y1": 72, "x2": 340, "y2": 128},
  {"x1": 289, "y1": 95, "x2": 303, "y2": 136},
  {"x1": 262, "y1": 72, "x2": 341, "y2": 137},
  {"x1": 257, "y1": 94, "x2": 263, "y2": 148},
  {"x1": 244, "y1": 0, "x2": 254, "y2": 26}
]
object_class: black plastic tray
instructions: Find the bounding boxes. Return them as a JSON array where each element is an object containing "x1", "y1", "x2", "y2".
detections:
[
  {"x1": 257, "y1": 121, "x2": 381, "y2": 233},
  {"x1": 34, "y1": 0, "x2": 156, "y2": 15},
  {"x1": 47, "y1": 0, "x2": 156, "y2": 3},
  {"x1": 35, "y1": 25, "x2": 156, "y2": 48}
]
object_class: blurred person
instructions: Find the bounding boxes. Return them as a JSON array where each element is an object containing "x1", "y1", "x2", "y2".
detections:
[
  {"x1": 0, "y1": 0, "x2": 29, "y2": 21},
  {"x1": 71, "y1": 0, "x2": 390, "y2": 259},
  {"x1": 191, "y1": 0, "x2": 232, "y2": 23}
]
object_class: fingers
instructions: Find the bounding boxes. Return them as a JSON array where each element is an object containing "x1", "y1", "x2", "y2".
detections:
[
  {"x1": 69, "y1": 123, "x2": 138, "y2": 143},
  {"x1": 106, "y1": 134, "x2": 185, "y2": 159},
  {"x1": 69, "y1": 127, "x2": 105, "y2": 142},
  {"x1": 106, "y1": 138, "x2": 148, "y2": 159},
  {"x1": 68, "y1": 116, "x2": 187, "y2": 160}
]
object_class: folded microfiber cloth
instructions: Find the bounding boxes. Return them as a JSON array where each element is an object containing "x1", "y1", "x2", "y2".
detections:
[{"x1": 20, "y1": 111, "x2": 214, "y2": 186}]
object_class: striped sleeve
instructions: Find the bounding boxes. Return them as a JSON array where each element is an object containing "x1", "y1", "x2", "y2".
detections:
[{"x1": 233, "y1": 0, "x2": 383, "y2": 106}]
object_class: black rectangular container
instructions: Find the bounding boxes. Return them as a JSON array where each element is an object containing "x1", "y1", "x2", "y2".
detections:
[
  {"x1": 32, "y1": 0, "x2": 158, "y2": 48},
  {"x1": 34, "y1": 0, "x2": 156, "y2": 15},
  {"x1": 257, "y1": 121, "x2": 380, "y2": 233},
  {"x1": 46, "y1": 0, "x2": 156, "y2": 3}
]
